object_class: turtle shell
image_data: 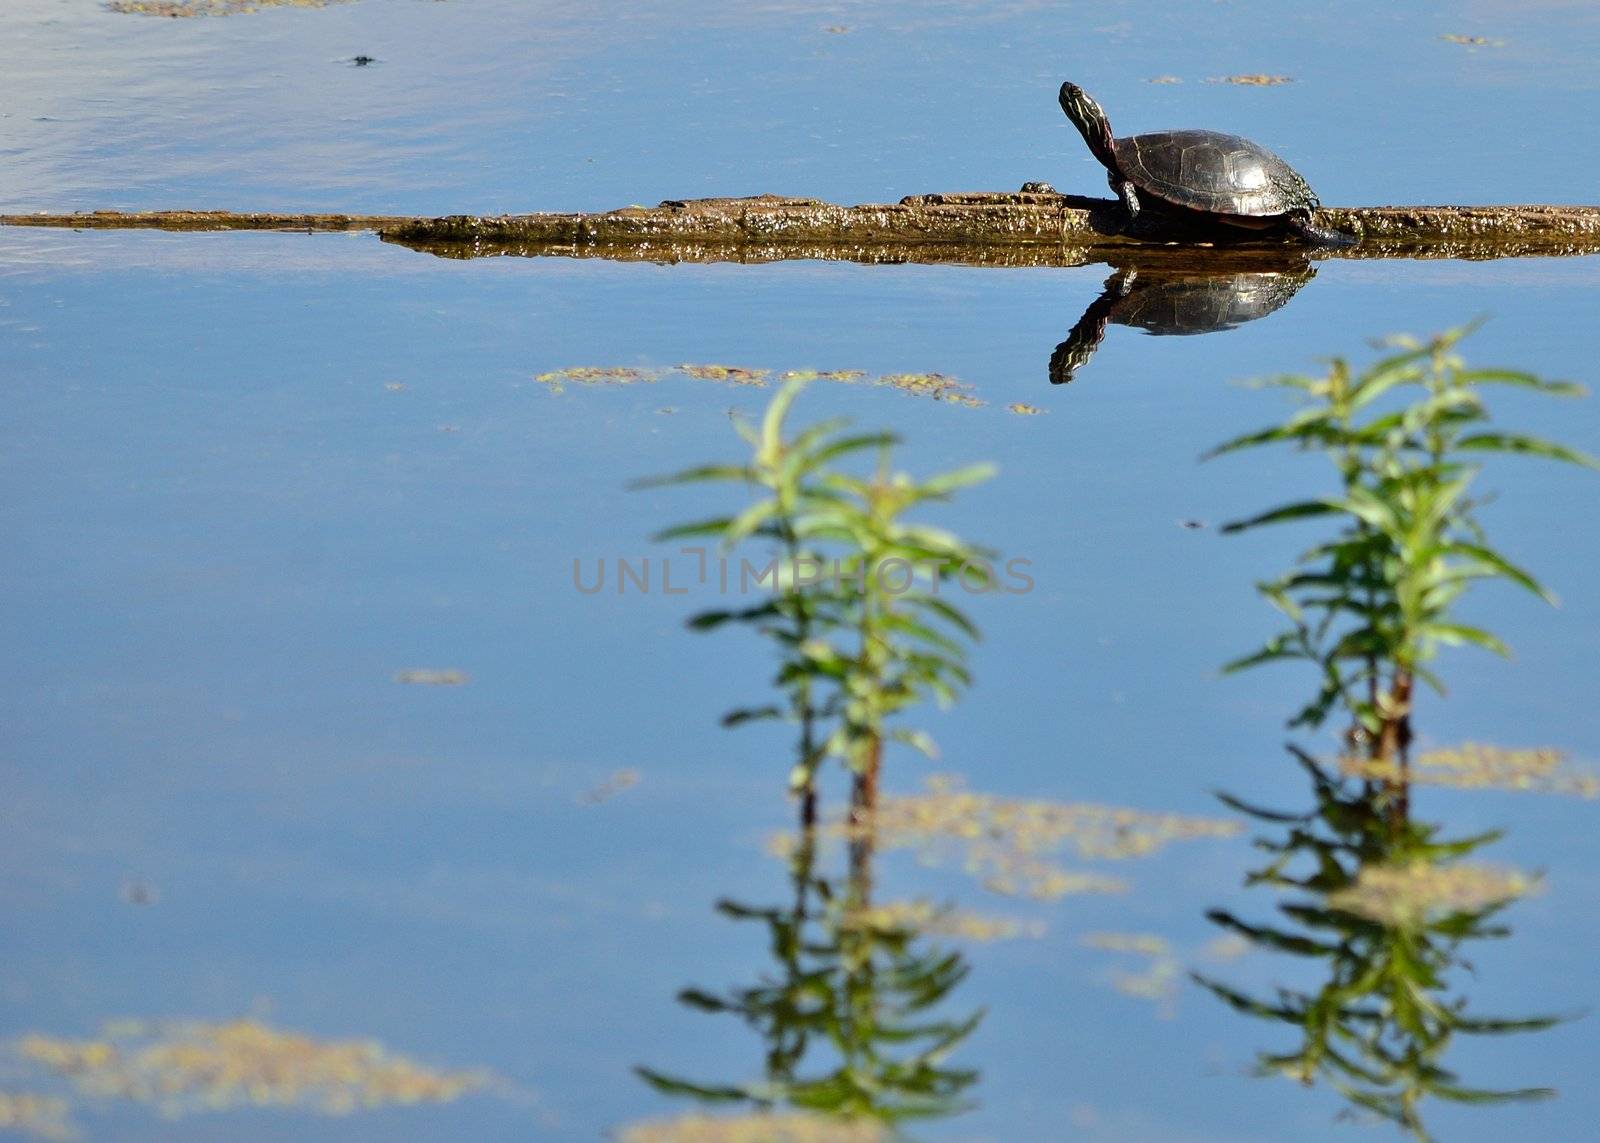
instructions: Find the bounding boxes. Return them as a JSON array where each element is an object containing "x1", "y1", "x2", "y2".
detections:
[
  {"x1": 1112, "y1": 268, "x2": 1313, "y2": 336},
  {"x1": 1112, "y1": 130, "x2": 1318, "y2": 218}
]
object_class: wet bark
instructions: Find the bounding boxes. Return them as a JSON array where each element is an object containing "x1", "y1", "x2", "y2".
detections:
[{"x1": 7, "y1": 193, "x2": 1600, "y2": 262}]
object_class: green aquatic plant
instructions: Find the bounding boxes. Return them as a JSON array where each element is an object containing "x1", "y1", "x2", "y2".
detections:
[
  {"x1": 641, "y1": 381, "x2": 993, "y2": 824},
  {"x1": 1200, "y1": 327, "x2": 1588, "y2": 1137},
  {"x1": 1209, "y1": 324, "x2": 1597, "y2": 774}
]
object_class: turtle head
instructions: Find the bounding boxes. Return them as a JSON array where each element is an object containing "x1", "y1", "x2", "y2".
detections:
[{"x1": 1058, "y1": 82, "x2": 1117, "y2": 168}]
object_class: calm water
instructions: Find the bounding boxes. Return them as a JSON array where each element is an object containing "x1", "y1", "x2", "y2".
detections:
[{"x1": 4, "y1": 2, "x2": 1600, "y2": 1141}]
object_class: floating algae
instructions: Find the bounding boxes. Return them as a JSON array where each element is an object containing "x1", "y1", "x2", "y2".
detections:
[
  {"x1": 19, "y1": 1019, "x2": 492, "y2": 1119},
  {"x1": 814, "y1": 775, "x2": 1240, "y2": 900},
  {"x1": 1339, "y1": 743, "x2": 1600, "y2": 798},
  {"x1": 1326, "y1": 862, "x2": 1541, "y2": 929},
  {"x1": 107, "y1": 0, "x2": 354, "y2": 15},
  {"x1": 842, "y1": 899, "x2": 1046, "y2": 942}
]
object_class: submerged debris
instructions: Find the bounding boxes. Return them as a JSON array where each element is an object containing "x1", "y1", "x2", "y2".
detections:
[
  {"x1": 1340, "y1": 744, "x2": 1600, "y2": 798},
  {"x1": 619, "y1": 1113, "x2": 885, "y2": 1143},
  {"x1": 0, "y1": 1092, "x2": 76, "y2": 1141},
  {"x1": 1327, "y1": 862, "x2": 1541, "y2": 928},
  {"x1": 393, "y1": 668, "x2": 469, "y2": 686},
  {"x1": 1145, "y1": 75, "x2": 1183, "y2": 85},
  {"x1": 19, "y1": 1019, "x2": 491, "y2": 1118}
]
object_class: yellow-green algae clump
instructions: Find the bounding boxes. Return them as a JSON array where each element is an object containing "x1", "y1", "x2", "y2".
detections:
[
  {"x1": 819, "y1": 775, "x2": 1240, "y2": 900},
  {"x1": 20, "y1": 1019, "x2": 491, "y2": 1118},
  {"x1": 107, "y1": 0, "x2": 352, "y2": 15},
  {"x1": 1326, "y1": 862, "x2": 1541, "y2": 929},
  {"x1": 1340, "y1": 743, "x2": 1599, "y2": 798},
  {"x1": 0, "y1": 1092, "x2": 76, "y2": 1141}
]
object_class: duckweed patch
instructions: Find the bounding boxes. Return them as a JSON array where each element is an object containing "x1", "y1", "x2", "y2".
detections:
[
  {"x1": 678, "y1": 364, "x2": 771, "y2": 385},
  {"x1": 1083, "y1": 933, "x2": 1182, "y2": 1011},
  {"x1": 539, "y1": 365, "x2": 990, "y2": 406},
  {"x1": 824, "y1": 775, "x2": 1239, "y2": 900},
  {"x1": 1341, "y1": 744, "x2": 1599, "y2": 798},
  {"x1": 19, "y1": 1019, "x2": 492, "y2": 1118},
  {"x1": 1210, "y1": 74, "x2": 1294, "y2": 86},
  {"x1": 779, "y1": 369, "x2": 867, "y2": 383},
  {"x1": 875, "y1": 372, "x2": 980, "y2": 404},
  {"x1": 0, "y1": 1092, "x2": 75, "y2": 1141},
  {"x1": 107, "y1": 0, "x2": 351, "y2": 14},
  {"x1": 1327, "y1": 861, "x2": 1542, "y2": 929},
  {"x1": 535, "y1": 366, "x2": 661, "y2": 393},
  {"x1": 843, "y1": 899, "x2": 1046, "y2": 942}
]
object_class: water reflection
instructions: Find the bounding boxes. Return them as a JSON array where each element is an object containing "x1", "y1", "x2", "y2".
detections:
[
  {"x1": 636, "y1": 827, "x2": 981, "y2": 1128},
  {"x1": 1188, "y1": 328, "x2": 1593, "y2": 1139},
  {"x1": 1198, "y1": 744, "x2": 1559, "y2": 1139},
  {"x1": 1049, "y1": 253, "x2": 1315, "y2": 385}
]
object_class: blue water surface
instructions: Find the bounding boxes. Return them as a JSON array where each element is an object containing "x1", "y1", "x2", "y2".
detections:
[{"x1": 3, "y1": 2, "x2": 1600, "y2": 1141}]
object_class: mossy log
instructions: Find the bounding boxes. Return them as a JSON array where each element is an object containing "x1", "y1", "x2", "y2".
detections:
[{"x1": 6, "y1": 192, "x2": 1600, "y2": 264}]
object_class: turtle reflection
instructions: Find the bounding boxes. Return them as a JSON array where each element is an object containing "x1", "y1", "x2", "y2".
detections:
[
  {"x1": 635, "y1": 830, "x2": 980, "y2": 1128},
  {"x1": 1049, "y1": 256, "x2": 1315, "y2": 385}
]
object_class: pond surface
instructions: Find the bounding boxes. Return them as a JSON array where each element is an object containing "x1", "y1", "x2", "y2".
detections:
[{"x1": 3, "y1": 2, "x2": 1600, "y2": 1141}]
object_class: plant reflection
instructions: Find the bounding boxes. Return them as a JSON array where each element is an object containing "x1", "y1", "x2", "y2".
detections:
[
  {"x1": 1198, "y1": 328, "x2": 1595, "y2": 1139},
  {"x1": 636, "y1": 827, "x2": 982, "y2": 1127},
  {"x1": 1196, "y1": 747, "x2": 1559, "y2": 1139}
]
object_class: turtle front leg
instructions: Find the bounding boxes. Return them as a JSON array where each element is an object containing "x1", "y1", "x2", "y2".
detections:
[
  {"x1": 1110, "y1": 175, "x2": 1141, "y2": 223},
  {"x1": 1286, "y1": 209, "x2": 1355, "y2": 247}
]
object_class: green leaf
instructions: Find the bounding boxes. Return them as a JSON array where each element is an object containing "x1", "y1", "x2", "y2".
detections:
[
  {"x1": 651, "y1": 516, "x2": 737, "y2": 542},
  {"x1": 721, "y1": 705, "x2": 784, "y2": 727},
  {"x1": 1456, "y1": 432, "x2": 1600, "y2": 470},
  {"x1": 1221, "y1": 500, "x2": 1343, "y2": 534},
  {"x1": 1422, "y1": 622, "x2": 1511, "y2": 657},
  {"x1": 916, "y1": 463, "x2": 997, "y2": 499},
  {"x1": 632, "y1": 463, "x2": 754, "y2": 490},
  {"x1": 1439, "y1": 542, "x2": 1557, "y2": 604},
  {"x1": 759, "y1": 378, "x2": 808, "y2": 462},
  {"x1": 1456, "y1": 368, "x2": 1586, "y2": 397}
]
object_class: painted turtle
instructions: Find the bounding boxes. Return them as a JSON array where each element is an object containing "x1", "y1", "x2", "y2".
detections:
[
  {"x1": 1049, "y1": 259, "x2": 1315, "y2": 384},
  {"x1": 1058, "y1": 82, "x2": 1351, "y2": 246}
]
